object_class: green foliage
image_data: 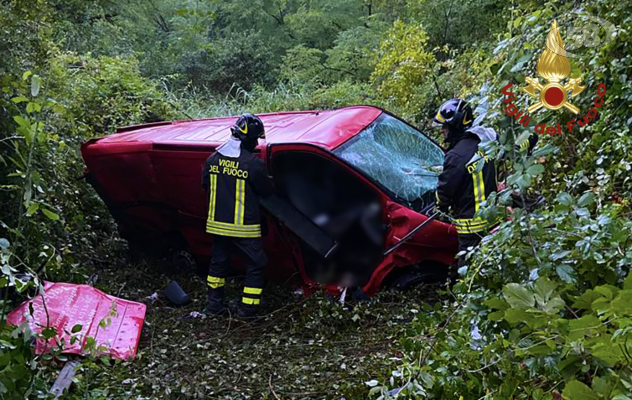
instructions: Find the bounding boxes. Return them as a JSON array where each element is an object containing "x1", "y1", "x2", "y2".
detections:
[
  {"x1": 369, "y1": 0, "x2": 632, "y2": 398},
  {"x1": 47, "y1": 53, "x2": 179, "y2": 136},
  {"x1": 371, "y1": 20, "x2": 436, "y2": 108},
  {"x1": 406, "y1": 0, "x2": 506, "y2": 47}
]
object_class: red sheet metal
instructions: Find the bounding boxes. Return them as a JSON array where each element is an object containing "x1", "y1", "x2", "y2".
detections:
[
  {"x1": 91, "y1": 106, "x2": 383, "y2": 151},
  {"x1": 7, "y1": 282, "x2": 146, "y2": 360}
]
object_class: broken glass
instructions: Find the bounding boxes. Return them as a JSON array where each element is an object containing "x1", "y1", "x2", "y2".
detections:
[{"x1": 334, "y1": 113, "x2": 444, "y2": 206}]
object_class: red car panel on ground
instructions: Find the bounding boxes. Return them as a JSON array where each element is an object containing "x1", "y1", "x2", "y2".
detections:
[{"x1": 7, "y1": 282, "x2": 146, "y2": 360}]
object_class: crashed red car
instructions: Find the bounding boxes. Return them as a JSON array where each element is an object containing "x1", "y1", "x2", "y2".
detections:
[{"x1": 81, "y1": 106, "x2": 458, "y2": 296}]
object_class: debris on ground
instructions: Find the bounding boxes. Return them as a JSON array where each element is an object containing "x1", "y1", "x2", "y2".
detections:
[
  {"x1": 162, "y1": 280, "x2": 190, "y2": 306},
  {"x1": 7, "y1": 281, "x2": 146, "y2": 360}
]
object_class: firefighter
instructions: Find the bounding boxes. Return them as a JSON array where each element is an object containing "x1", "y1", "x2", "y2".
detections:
[
  {"x1": 202, "y1": 113, "x2": 274, "y2": 319},
  {"x1": 433, "y1": 99, "x2": 499, "y2": 268},
  {"x1": 433, "y1": 98, "x2": 538, "y2": 268}
]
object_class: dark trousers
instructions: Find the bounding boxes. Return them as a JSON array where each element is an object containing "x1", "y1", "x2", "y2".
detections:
[
  {"x1": 207, "y1": 235, "x2": 267, "y2": 304},
  {"x1": 457, "y1": 233, "x2": 482, "y2": 269}
]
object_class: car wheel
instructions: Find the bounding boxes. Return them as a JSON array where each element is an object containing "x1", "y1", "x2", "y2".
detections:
[
  {"x1": 385, "y1": 262, "x2": 449, "y2": 291},
  {"x1": 170, "y1": 250, "x2": 197, "y2": 275}
]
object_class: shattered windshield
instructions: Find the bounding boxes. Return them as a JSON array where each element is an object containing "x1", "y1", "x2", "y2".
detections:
[{"x1": 333, "y1": 113, "x2": 444, "y2": 206}]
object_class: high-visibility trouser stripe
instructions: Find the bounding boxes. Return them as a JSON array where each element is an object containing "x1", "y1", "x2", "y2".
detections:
[
  {"x1": 206, "y1": 221, "x2": 261, "y2": 238},
  {"x1": 243, "y1": 287, "x2": 263, "y2": 295},
  {"x1": 206, "y1": 227, "x2": 262, "y2": 238},
  {"x1": 234, "y1": 179, "x2": 245, "y2": 226},
  {"x1": 242, "y1": 297, "x2": 261, "y2": 305},
  {"x1": 207, "y1": 275, "x2": 225, "y2": 289},
  {"x1": 207, "y1": 174, "x2": 217, "y2": 221},
  {"x1": 455, "y1": 218, "x2": 488, "y2": 234},
  {"x1": 206, "y1": 220, "x2": 261, "y2": 232},
  {"x1": 472, "y1": 170, "x2": 486, "y2": 213}
]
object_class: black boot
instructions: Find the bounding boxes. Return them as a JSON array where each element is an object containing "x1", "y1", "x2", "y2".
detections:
[
  {"x1": 236, "y1": 304, "x2": 260, "y2": 320},
  {"x1": 204, "y1": 288, "x2": 227, "y2": 316}
]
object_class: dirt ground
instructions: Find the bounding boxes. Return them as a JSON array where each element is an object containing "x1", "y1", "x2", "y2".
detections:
[{"x1": 63, "y1": 241, "x2": 438, "y2": 400}]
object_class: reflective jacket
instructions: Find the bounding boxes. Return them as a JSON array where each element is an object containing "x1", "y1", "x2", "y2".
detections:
[
  {"x1": 202, "y1": 148, "x2": 273, "y2": 238},
  {"x1": 436, "y1": 126, "x2": 498, "y2": 235}
]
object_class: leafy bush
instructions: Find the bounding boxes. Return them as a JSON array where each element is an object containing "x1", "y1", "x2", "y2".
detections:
[{"x1": 370, "y1": 0, "x2": 632, "y2": 398}]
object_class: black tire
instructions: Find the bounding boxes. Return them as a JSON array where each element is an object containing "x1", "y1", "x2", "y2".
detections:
[
  {"x1": 170, "y1": 250, "x2": 197, "y2": 275},
  {"x1": 384, "y1": 262, "x2": 449, "y2": 291}
]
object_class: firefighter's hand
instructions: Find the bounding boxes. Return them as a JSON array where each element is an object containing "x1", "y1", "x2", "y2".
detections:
[{"x1": 435, "y1": 202, "x2": 450, "y2": 215}]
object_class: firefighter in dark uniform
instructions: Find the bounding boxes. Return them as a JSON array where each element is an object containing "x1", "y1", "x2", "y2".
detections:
[
  {"x1": 433, "y1": 99, "x2": 499, "y2": 268},
  {"x1": 202, "y1": 113, "x2": 274, "y2": 319},
  {"x1": 433, "y1": 98, "x2": 538, "y2": 268}
]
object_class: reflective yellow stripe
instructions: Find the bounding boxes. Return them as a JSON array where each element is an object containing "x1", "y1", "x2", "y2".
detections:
[
  {"x1": 242, "y1": 297, "x2": 261, "y2": 305},
  {"x1": 472, "y1": 170, "x2": 485, "y2": 213},
  {"x1": 456, "y1": 224, "x2": 488, "y2": 234},
  {"x1": 455, "y1": 219, "x2": 487, "y2": 226},
  {"x1": 454, "y1": 218, "x2": 488, "y2": 234},
  {"x1": 207, "y1": 276, "x2": 225, "y2": 289},
  {"x1": 207, "y1": 220, "x2": 261, "y2": 231},
  {"x1": 234, "y1": 179, "x2": 245, "y2": 225},
  {"x1": 205, "y1": 174, "x2": 260, "y2": 238},
  {"x1": 206, "y1": 229, "x2": 261, "y2": 238},
  {"x1": 436, "y1": 111, "x2": 446, "y2": 122},
  {"x1": 243, "y1": 287, "x2": 263, "y2": 295},
  {"x1": 207, "y1": 174, "x2": 217, "y2": 222},
  {"x1": 206, "y1": 223, "x2": 262, "y2": 238},
  {"x1": 479, "y1": 170, "x2": 486, "y2": 204}
]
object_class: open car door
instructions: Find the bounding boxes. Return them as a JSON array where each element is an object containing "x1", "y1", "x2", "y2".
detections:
[{"x1": 263, "y1": 143, "x2": 388, "y2": 287}]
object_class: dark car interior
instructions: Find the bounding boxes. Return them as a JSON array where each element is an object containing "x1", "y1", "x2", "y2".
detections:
[{"x1": 268, "y1": 150, "x2": 385, "y2": 287}]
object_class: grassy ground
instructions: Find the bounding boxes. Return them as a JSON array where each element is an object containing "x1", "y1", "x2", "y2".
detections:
[{"x1": 52, "y1": 239, "x2": 439, "y2": 400}]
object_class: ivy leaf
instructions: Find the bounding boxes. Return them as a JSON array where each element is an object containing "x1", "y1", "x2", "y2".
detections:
[
  {"x1": 577, "y1": 192, "x2": 596, "y2": 207},
  {"x1": 556, "y1": 265, "x2": 577, "y2": 283},
  {"x1": 572, "y1": 289, "x2": 604, "y2": 311},
  {"x1": 504, "y1": 307, "x2": 533, "y2": 325},
  {"x1": 623, "y1": 272, "x2": 632, "y2": 290},
  {"x1": 42, "y1": 208, "x2": 60, "y2": 221},
  {"x1": 526, "y1": 164, "x2": 544, "y2": 177},
  {"x1": 26, "y1": 202, "x2": 39, "y2": 216},
  {"x1": 503, "y1": 283, "x2": 535, "y2": 308},
  {"x1": 12, "y1": 96, "x2": 28, "y2": 104},
  {"x1": 544, "y1": 296, "x2": 566, "y2": 314},
  {"x1": 534, "y1": 277, "x2": 557, "y2": 306},
  {"x1": 595, "y1": 285, "x2": 619, "y2": 301},
  {"x1": 484, "y1": 297, "x2": 509, "y2": 311},
  {"x1": 488, "y1": 311, "x2": 505, "y2": 321},
  {"x1": 42, "y1": 327, "x2": 57, "y2": 339},
  {"x1": 510, "y1": 54, "x2": 531, "y2": 72},
  {"x1": 562, "y1": 380, "x2": 599, "y2": 400},
  {"x1": 591, "y1": 341, "x2": 623, "y2": 366},
  {"x1": 610, "y1": 290, "x2": 632, "y2": 315},
  {"x1": 556, "y1": 192, "x2": 574, "y2": 206},
  {"x1": 550, "y1": 250, "x2": 571, "y2": 261},
  {"x1": 568, "y1": 315, "x2": 601, "y2": 341}
]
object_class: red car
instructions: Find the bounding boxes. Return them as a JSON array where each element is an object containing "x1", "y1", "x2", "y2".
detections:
[{"x1": 81, "y1": 106, "x2": 458, "y2": 296}]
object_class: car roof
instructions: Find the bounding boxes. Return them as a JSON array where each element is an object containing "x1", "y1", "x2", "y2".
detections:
[{"x1": 97, "y1": 106, "x2": 383, "y2": 151}]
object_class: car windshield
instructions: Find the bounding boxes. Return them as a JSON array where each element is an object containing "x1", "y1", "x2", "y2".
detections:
[{"x1": 333, "y1": 113, "x2": 444, "y2": 205}]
